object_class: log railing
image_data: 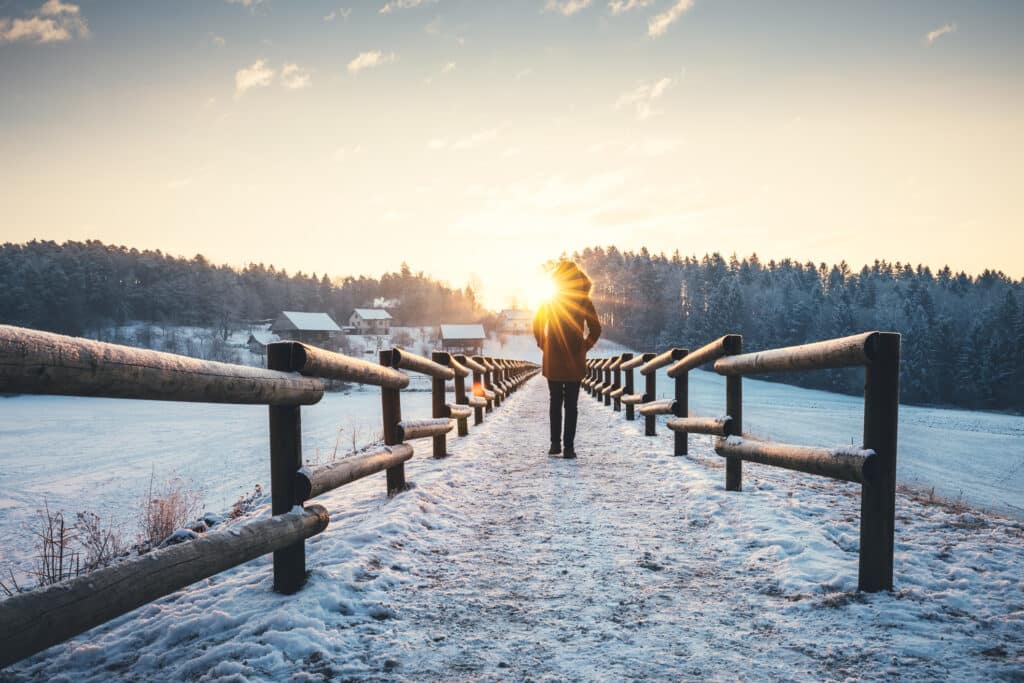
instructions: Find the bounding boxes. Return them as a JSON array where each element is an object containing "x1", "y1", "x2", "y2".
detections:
[
  {"x1": 0, "y1": 324, "x2": 538, "y2": 667},
  {"x1": 588, "y1": 330, "x2": 901, "y2": 592}
]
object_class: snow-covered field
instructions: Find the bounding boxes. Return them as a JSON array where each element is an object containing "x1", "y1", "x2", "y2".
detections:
[
  {"x1": 0, "y1": 333, "x2": 1021, "y2": 586},
  {"x1": 649, "y1": 366, "x2": 1024, "y2": 519},
  {"x1": 3, "y1": 376, "x2": 1022, "y2": 681}
]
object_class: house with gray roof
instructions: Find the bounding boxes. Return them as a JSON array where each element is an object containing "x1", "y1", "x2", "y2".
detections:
[
  {"x1": 440, "y1": 323, "x2": 486, "y2": 356},
  {"x1": 271, "y1": 311, "x2": 342, "y2": 346},
  {"x1": 348, "y1": 308, "x2": 392, "y2": 335}
]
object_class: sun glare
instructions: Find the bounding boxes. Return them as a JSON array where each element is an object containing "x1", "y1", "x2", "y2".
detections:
[{"x1": 522, "y1": 270, "x2": 557, "y2": 311}]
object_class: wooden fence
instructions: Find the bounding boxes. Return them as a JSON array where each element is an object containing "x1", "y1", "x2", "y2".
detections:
[
  {"x1": 585, "y1": 331, "x2": 901, "y2": 593},
  {"x1": 0, "y1": 324, "x2": 538, "y2": 667}
]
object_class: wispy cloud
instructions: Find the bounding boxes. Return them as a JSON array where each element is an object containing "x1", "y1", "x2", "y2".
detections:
[
  {"x1": 424, "y1": 15, "x2": 467, "y2": 44},
  {"x1": 608, "y1": 0, "x2": 654, "y2": 15},
  {"x1": 235, "y1": 59, "x2": 274, "y2": 95},
  {"x1": 324, "y1": 8, "x2": 352, "y2": 22},
  {"x1": 380, "y1": 0, "x2": 437, "y2": 14},
  {"x1": 616, "y1": 77, "x2": 673, "y2": 120},
  {"x1": 648, "y1": 0, "x2": 694, "y2": 38},
  {"x1": 281, "y1": 63, "x2": 311, "y2": 89},
  {"x1": 347, "y1": 50, "x2": 397, "y2": 74},
  {"x1": 209, "y1": 32, "x2": 226, "y2": 47},
  {"x1": 225, "y1": 0, "x2": 265, "y2": 7},
  {"x1": 544, "y1": 0, "x2": 592, "y2": 17},
  {"x1": 0, "y1": 0, "x2": 88, "y2": 44},
  {"x1": 925, "y1": 22, "x2": 956, "y2": 44}
]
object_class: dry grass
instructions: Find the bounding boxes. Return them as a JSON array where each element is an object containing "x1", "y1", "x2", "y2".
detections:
[
  {"x1": 139, "y1": 469, "x2": 204, "y2": 547},
  {"x1": 897, "y1": 483, "x2": 972, "y2": 515}
]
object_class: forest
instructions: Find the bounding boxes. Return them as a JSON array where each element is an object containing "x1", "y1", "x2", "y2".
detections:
[
  {"x1": 572, "y1": 246, "x2": 1024, "y2": 413},
  {"x1": 1, "y1": 239, "x2": 1021, "y2": 412},
  {"x1": 0, "y1": 240, "x2": 483, "y2": 338}
]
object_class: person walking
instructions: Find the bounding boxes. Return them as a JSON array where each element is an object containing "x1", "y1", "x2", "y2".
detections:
[{"x1": 532, "y1": 261, "x2": 602, "y2": 459}]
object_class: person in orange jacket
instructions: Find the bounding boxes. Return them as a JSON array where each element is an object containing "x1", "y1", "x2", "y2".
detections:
[{"x1": 532, "y1": 261, "x2": 602, "y2": 458}]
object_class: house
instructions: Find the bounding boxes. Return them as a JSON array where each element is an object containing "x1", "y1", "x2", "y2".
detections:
[
  {"x1": 271, "y1": 311, "x2": 342, "y2": 346},
  {"x1": 348, "y1": 308, "x2": 392, "y2": 335},
  {"x1": 246, "y1": 330, "x2": 280, "y2": 356},
  {"x1": 498, "y1": 309, "x2": 534, "y2": 333},
  {"x1": 440, "y1": 323, "x2": 486, "y2": 356}
]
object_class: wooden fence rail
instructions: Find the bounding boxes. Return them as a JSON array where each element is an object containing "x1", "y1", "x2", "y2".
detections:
[
  {"x1": 587, "y1": 329, "x2": 900, "y2": 593},
  {"x1": 0, "y1": 324, "x2": 538, "y2": 668}
]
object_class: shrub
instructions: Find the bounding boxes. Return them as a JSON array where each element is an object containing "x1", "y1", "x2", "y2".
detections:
[
  {"x1": 139, "y1": 469, "x2": 204, "y2": 547},
  {"x1": 75, "y1": 511, "x2": 127, "y2": 572}
]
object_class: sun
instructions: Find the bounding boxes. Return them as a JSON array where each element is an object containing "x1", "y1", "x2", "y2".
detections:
[{"x1": 521, "y1": 269, "x2": 558, "y2": 310}]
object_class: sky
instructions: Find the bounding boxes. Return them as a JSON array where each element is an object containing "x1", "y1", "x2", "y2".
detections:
[{"x1": 1, "y1": 0, "x2": 1021, "y2": 309}]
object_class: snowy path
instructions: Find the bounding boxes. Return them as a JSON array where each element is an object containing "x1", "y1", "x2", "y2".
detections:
[{"x1": 6, "y1": 377, "x2": 1024, "y2": 681}]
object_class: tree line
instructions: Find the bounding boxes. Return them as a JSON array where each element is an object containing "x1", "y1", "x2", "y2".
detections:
[
  {"x1": 571, "y1": 246, "x2": 1024, "y2": 413},
  {"x1": 0, "y1": 240, "x2": 483, "y2": 338}
]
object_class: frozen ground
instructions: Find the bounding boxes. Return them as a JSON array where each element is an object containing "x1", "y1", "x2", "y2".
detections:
[{"x1": 3, "y1": 376, "x2": 1022, "y2": 681}]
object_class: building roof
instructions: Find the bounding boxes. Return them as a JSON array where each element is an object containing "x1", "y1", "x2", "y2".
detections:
[
  {"x1": 247, "y1": 331, "x2": 280, "y2": 346},
  {"x1": 352, "y1": 308, "x2": 393, "y2": 320},
  {"x1": 275, "y1": 311, "x2": 342, "y2": 332},
  {"x1": 440, "y1": 323, "x2": 486, "y2": 341},
  {"x1": 500, "y1": 309, "x2": 534, "y2": 320}
]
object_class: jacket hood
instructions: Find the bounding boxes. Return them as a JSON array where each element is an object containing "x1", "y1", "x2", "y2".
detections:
[{"x1": 552, "y1": 261, "x2": 592, "y2": 296}]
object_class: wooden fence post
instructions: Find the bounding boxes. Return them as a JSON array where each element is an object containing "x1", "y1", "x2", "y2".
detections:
[
  {"x1": 623, "y1": 354, "x2": 635, "y2": 420},
  {"x1": 674, "y1": 354, "x2": 689, "y2": 456},
  {"x1": 431, "y1": 351, "x2": 449, "y2": 458},
  {"x1": 379, "y1": 349, "x2": 405, "y2": 494},
  {"x1": 602, "y1": 359, "x2": 611, "y2": 406},
  {"x1": 453, "y1": 355, "x2": 469, "y2": 436},
  {"x1": 613, "y1": 359, "x2": 622, "y2": 412},
  {"x1": 724, "y1": 337, "x2": 743, "y2": 491},
  {"x1": 642, "y1": 352, "x2": 656, "y2": 436},
  {"x1": 470, "y1": 364, "x2": 484, "y2": 425},
  {"x1": 859, "y1": 332, "x2": 901, "y2": 592},
  {"x1": 489, "y1": 358, "x2": 501, "y2": 408},
  {"x1": 267, "y1": 344, "x2": 306, "y2": 594}
]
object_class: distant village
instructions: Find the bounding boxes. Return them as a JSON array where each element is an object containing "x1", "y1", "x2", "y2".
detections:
[{"x1": 246, "y1": 307, "x2": 535, "y2": 359}]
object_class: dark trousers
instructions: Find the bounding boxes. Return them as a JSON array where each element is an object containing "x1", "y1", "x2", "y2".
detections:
[{"x1": 548, "y1": 380, "x2": 581, "y2": 449}]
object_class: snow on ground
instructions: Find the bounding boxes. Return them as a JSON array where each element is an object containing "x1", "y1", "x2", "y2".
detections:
[
  {"x1": 649, "y1": 366, "x2": 1024, "y2": 518},
  {"x1": 4, "y1": 377, "x2": 1023, "y2": 681},
  {"x1": 0, "y1": 387, "x2": 433, "y2": 581}
]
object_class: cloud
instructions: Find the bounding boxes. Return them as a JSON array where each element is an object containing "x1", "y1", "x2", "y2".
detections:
[
  {"x1": 39, "y1": 0, "x2": 78, "y2": 15},
  {"x1": 925, "y1": 22, "x2": 956, "y2": 44},
  {"x1": 616, "y1": 76, "x2": 673, "y2": 120},
  {"x1": 281, "y1": 63, "x2": 311, "y2": 89},
  {"x1": 608, "y1": 0, "x2": 654, "y2": 14},
  {"x1": 0, "y1": 0, "x2": 88, "y2": 44},
  {"x1": 225, "y1": 0, "x2": 265, "y2": 7},
  {"x1": 544, "y1": 0, "x2": 592, "y2": 16},
  {"x1": 380, "y1": 0, "x2": 436, "y2": 14},
  {"x1": 235, "y1": 59, "x2": 275, "y2": 95},
  {"x1": 324, "y1": 8, "x2": 352, "y2": 21},
  {"x1": 441, "y1": 61, "x2": 456, "y2": 74},
  {"x1": 209, "y1": 32, "x2": 226, "y2": 47},
  {"x1": 648, "y1": 0, "x2": 694, "y2": 38},
  {"x1": 424, "y1": 15, "x2": 466, "y2": 44},
  {"x1": 347, "y1": 50, "x2": 396, "y2": 74}
]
